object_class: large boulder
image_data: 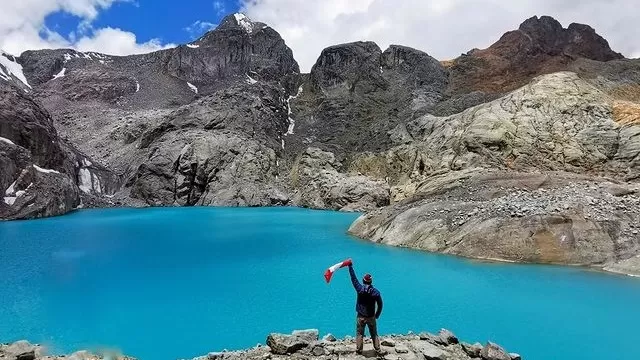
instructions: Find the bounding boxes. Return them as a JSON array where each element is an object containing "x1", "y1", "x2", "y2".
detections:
[
  {"x1": 409, "y1": 340, "x2": 447, "y2": 360},
  {"x1": 266, "y1": 329, "x2": 319, "y2": 355},
  {"x1": 0, "y1": 341, "x2": 42, "y2": 359},
  {"x1": 480, "y1": 342, "x2": 512, "y2": 360}
]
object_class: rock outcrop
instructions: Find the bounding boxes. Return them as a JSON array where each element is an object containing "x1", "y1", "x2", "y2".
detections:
[
  {"x1": 193, "y1": 329, "x2": 520, "y2": 360},
  {"x1": 349, "y1": 170, "x2": 640, "y2": 274},
  {"x1": 291, "y1": 148, "x2": 390, "y2": 211},
  {"x1": 0, "y1": 82, "x2": 117, "y2": 219},
  {"x1": 346, "y1": 71, "x2": 640, "y2": 275}
]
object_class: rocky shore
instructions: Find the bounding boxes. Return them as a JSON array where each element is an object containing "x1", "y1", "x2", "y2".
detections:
[{"x1": 1, "y1": 329, "x2": 522, "y2": 360}]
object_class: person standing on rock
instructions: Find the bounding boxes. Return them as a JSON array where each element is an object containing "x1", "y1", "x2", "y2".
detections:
[{"x1": 345, "y1": 259, "x2": 384, "y2": 355}]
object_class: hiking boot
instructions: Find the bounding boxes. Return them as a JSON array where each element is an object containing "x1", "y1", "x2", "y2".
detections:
[{"x1": 356, "y1": 350, "x2": 363, "y2": 356}]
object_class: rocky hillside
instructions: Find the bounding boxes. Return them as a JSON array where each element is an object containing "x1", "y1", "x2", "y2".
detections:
[
  {"x1": 1, "y1": 329, "x2": 522, "y2": 360},
  {"x1": 1, "y1": 14, "x2": 640, "y2": 273}
]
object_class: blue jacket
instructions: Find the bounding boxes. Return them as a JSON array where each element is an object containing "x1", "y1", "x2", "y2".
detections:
[{"x1": 349, "y1": 266, "x2": 383, "y2": 318}]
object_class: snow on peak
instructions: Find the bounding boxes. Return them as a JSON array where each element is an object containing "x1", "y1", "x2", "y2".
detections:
[
  {"x1": 52, "y1": 68, "x2": 66, "y2": 80},
  {"x1": 186, "y1": 44, "x2": 200, "y2": 49},
  {"x1": 234, "y1": 13, "x2": 254, "y2": 33},
  {"x1": 0, "y1": 52, "x2": 32, "y2": 88},
  {"x1": 187, "y1": 82, "x2": 198, "y2": 94}
]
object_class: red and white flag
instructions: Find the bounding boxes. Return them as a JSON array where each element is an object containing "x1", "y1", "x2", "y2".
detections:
[{"x1": 324, "y1": 258, "x2": 352, "y2": 283}]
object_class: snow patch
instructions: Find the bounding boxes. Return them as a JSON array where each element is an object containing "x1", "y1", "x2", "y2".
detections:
[
  {"x1": 246, "y1": 74, "x2": 258, "y2": 84},
  {"x1": 83, "y1": 53, "x2": 92, "y2": 60},
  {"x1": 78, "y1": 168, "x2": 93, "y2": 193},
  {"x1": 135, "y1": 80, "x2": 140, "y2": 92},
  {"x1": 3, "y1": 197, "x2": 16, "y2": 206},
  {"x1": 33, "y1": 165, "x2": 60, "y2": 174},
  {"x1": 0, "y1": 136, "x2": 15, "y2": 145},
  {"x1": 186, "y1": 44, "x2": 200, "y2": 49},
  {"x1": 82, "y1": 158, "x2": 92, "y2": 167},
  {"x1": 63, "y1": 53, "x2": 72, "y2": 62},
  {"x1": 234, "y1": 13, "x2": 254, "y2": 33},
  {"x1": 78, "y1": 168, "x2": 102, "y2": 194},
  {"x1": 281, "y1": 139, "x2": 285, "y2": 150},
  {"x1": 286, "y1": 86, "x2": 303, "y2": 135},
  {"x1": 99, "y1": 60, "x2": 105, "y2": 64},
  {"x1": 0, "y1": 52, "x2": 32, "y2": 88},
  {"x1": 5, "y1": 181, "x2": 16, "y2": 195},
  {"x1": 52, "y1": 68, "x2": 66, "y2": 80},
  {"x1": 187, "y1": 82, "x2": 198, "y2": 94}
]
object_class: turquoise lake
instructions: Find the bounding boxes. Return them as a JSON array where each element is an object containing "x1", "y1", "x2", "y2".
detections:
[{"x1": 1, "y1": 207, "x2": 640, "y2": 360}]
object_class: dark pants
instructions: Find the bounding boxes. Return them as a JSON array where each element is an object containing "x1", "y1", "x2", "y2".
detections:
[{"x1": 356, "y1": 316, "x2": 380, "y2": 352}]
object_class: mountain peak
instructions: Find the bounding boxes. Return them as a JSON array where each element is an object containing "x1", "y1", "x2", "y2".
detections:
[
  {"x1": 513, "y1": 15, "x2": 623, "y2": 61},
  {"x1": 216, "y1": 13, "x2": 266, "y2": 34},
  {"x1": 518, "y1": 15, "x2": 563, "y2": 34}
]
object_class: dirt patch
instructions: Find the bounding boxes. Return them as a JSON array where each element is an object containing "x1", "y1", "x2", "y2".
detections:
[{"x1": 612, "y1": 100, "x2": 640, "y2": 125}]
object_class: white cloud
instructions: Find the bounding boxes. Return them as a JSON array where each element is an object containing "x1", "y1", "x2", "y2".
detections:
[
  {"x1": 241, "y1": 0, "x2": 640, "y2": 72},
  {"x1": 213, "y1": 1, "x2": 227, "y2": 16},
  {"x1": 75, "y1": 27, "x2": 174, "y2": 55},
  {"x1": 184, "y1": 20, "x2": 217, "y2": 39},
  {"x1": 0, "y1": 0, "x2": 173, "y2": 56}
]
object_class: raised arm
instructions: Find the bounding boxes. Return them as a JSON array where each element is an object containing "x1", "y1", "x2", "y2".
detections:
[
  {"x1": 348, "y1": 265, "x2": 363, "y2": 292},
  {"x1": 375, "y1": 293, "x2": 383, "y2": 319}
]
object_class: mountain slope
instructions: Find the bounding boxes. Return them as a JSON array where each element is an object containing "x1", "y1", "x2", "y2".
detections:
[{"x1": 2, "y1": 13, "x2": 640, "y2": 274}]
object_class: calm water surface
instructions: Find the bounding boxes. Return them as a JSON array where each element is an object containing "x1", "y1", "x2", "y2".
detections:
[{"x1": 1, "y1": 207, "x2": 639, "y2": 360}]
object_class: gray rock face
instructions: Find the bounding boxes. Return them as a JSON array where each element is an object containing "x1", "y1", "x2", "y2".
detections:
[
  {"x1": 1, "y1": 164, "x2": 80, "y2": 220},
  {"x1": 0, "y1": 82, "x2": 119, "y2": 220},
  {"x1": 291, "y1": 147, "x2": 390, "y2": 211},
  {"x1": 181, "y1": 14, "x2": 299, "y2": 86},
  {"x1": 348, "y1": 71, "x2": 640, "y2": 200},
  {"x1": 287, "y1": 42, "x2": 448, "y2": 159},
  {"x1": 0, "y1": 83, "x2": 70, "y2": 171},
  {"x1": 127, "y1": 81, "x2": 290, "y2": 207}
]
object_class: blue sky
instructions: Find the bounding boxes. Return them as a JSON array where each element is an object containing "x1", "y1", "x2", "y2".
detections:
[{"x1": 44, "y1": 0, "x2": 241, "y2": 46}]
